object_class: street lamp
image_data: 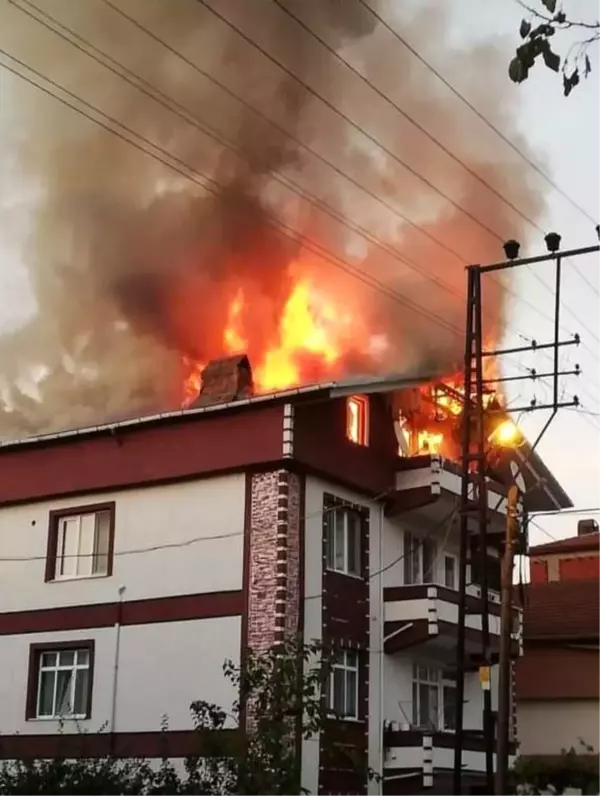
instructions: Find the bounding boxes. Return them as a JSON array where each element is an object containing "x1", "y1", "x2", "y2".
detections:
[{"x1": 488, "y1": 418, "x2": 523, "y2": 448}]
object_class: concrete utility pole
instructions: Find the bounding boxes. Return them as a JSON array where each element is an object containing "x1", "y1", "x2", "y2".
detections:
[{"x1": 495, "y1": 485, "x2": 519, "y2": 795}]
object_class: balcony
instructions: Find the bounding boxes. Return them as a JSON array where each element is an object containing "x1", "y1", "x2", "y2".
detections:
[
  {"x1": 383, "y1": 725, "x2": 517, "y2": 792},
  {"x1": 383, "y1": 584, "x2": 522, "y2": 660}
]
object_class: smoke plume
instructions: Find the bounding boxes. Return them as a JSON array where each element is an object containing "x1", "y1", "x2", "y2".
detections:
[{"x1": 0, "y1": 0, "x2": 545, "y2": 439}]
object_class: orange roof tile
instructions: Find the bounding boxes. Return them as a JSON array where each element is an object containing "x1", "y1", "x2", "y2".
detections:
[
  {"x1": 530, "y1": 532, "x2": 599, "y2": 556},
  {"x1": 516, "y1": 645, "x2": 599, "y2": 700},
  {"x1": 523, "y1": 579, "x2": 599, "y2": 640}
]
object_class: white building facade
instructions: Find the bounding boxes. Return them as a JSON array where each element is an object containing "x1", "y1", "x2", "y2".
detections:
[{"x1": 0, "y1": 368, "x2": 569, "y2": 794}]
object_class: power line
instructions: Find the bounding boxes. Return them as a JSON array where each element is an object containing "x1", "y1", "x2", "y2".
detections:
[
  {"x1": 28, "y1": 0, "x2": 584, "y2": 360},
  {"x1": 273, "y1": 0, "x2": 547, "y2": 239},
  {"x1": 0, "y1": 490, "x2": 388, "y2": 564},
  {"x1": 194, "y1": 0, "x2": 600, "y2": 346},
  {"x1": 527, "y1": 517, "x2": 563, "y2": 543},
  {"x1": 194, "y1": 0, "x2": 506, "y2": 244},
  {"x1": 266, "y1": 0, "x2": 600, "y2": 362},
  {"x1": 98, "y1": 0, "x2": 580, "y2": 343},
  {"x1": 5, "y1": 0, "x2": 488, "y2": 324},
  {"x1": 0, "y1": 53, "x2": 463, "y2": 338},
  {"x1": 7, "y1": 9, "x2": 592, "y2": 416},
  {"x1": 529, "y1": 506, "x2": 600, "y2": 516},
  {"x1": 304, "y1": 503, "x2": 459, "y2": 602},
  {"x1": 96, "y1": 0, "x2": 470, "y2": 271},
  {"x1": 356, "y1": 0, "x2": 598, "y2": 227},
  {"x1": 8, "y1": 0, "x2": 599, "y2": 384},
  {"x1": 191, "y1": 0, "x2": 600, "y2": 352},
  {"x1": 346, "y1": 0, "x2": 600, "y2": 360},
  {"x1": 9, "y1": 0, "x2": 593, "y2": 430}
]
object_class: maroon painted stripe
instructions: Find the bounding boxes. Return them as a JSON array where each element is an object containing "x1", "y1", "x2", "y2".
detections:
[
  {"x1": 0, "y1": 729, "x2": 239, "y2": 759},
  {"x1": 0, "y1": 590, "x2": 243, "y2": 635}
]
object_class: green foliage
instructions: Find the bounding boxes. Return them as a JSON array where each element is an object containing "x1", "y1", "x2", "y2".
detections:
[
  {"x1": 0, "y1": 637, "x2": 338, "y2": 796},
  {"x1": 509, "y1": 1, "x2": 599, "y2": 94},
  {"x1": 509, "y1": 738, "x2": 600, "y2": 794}
]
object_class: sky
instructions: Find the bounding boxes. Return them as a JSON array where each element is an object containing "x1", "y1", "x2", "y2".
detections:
[
  {"x1": 0, "y1": 0, "x2": 598, "y2": 548},
  {"x1": 443, "y1": 0, "x2": 600, "y2": 546}
]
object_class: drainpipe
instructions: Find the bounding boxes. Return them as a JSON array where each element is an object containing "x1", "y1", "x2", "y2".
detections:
[
  {"x1": 378, "y1": 503, "x2": 385, "y2": 796},
  {"x1": 110, "y1": 585, "x2": 126, "y2": 754}
]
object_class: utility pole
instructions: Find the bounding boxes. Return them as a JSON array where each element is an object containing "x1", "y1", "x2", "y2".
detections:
[
  {"x1": 452, "y1": 235, "x2": 597, "y2": 794},
  {"x1": 496, "y1": 484, "x2": 519, "y2": 795}
]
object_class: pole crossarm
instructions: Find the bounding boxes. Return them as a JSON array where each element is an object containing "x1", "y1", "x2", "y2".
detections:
[
  {"x1": 477, "y1": 243, "x2": 599, "y2": 273},
  {"x1": 482, "y1": 336, "x2": 579, "y2": 358},
  {"x1": 482, "y1": 367, "x2": 580, "y2": 385},
  {"x1": 491, "y1": 399, "x2": 579, "y2": 414}
]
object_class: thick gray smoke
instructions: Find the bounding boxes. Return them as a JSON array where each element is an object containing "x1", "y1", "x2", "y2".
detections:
[{"x1": 0, "y1": 0, "x2": 545, "y2": 439}]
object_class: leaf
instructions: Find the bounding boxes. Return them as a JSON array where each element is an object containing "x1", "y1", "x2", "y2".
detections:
[
  {"x1": 541, "y1": 0, "x2": 557, "y2": 12},
  {"x1": 542, "y1": 44, "x2": 561, "y2": 72},
  {"x1": 563, "y1": 68, "x2": 580, "y2": 96},
  {"x1": 585, "y1": 54, "x2": 592, "y2": 76},
  {"x1": 520, "y1": 18, "x2": 532, "y2": 37},
  {"x1": 508, "y1": 57, "x2": 527, "y2": 83},
  {"x1": 517, "y1": 41, "x2": 536, "y2": 68}
]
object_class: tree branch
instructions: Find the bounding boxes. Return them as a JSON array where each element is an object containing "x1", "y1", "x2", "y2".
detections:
[{"x1": 516, "y1": 0, "x2": 600, "y2": 30}]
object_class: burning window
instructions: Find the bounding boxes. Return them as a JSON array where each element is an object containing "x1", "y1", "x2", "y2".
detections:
[{"x1": 346, "y1": 395, "x2": 369, "y2": 446}]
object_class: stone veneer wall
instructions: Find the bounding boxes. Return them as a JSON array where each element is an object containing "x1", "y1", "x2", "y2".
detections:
[{"x1": 247, "y1": 470, "x2": 302, "y2": 652}]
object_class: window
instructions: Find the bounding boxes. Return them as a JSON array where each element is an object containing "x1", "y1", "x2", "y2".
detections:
[
  {"x1": 346, "y1": 395, "x2": 369, "y2": 446},
  {"x1": 444, "y1": 555, "x2": 457, "y2": 590},
  {"x1": 412, "y1": 664, "x2": 456, "y2": 731},
  {"x1": 325, "y1": 507, "x2": 361, "y2": 577},
  {"x1": 328, "y1": 651, "x2": 359, "y2": 720},
  {"x1": 26, "y1": 642, "x2": 94, "y2": 720},
  {"x1": 403, "y1": 532, "x2": 436, "y2": 585},
  {"x1": 46, "y1": 503, "x2": 115, "y2": 582}
]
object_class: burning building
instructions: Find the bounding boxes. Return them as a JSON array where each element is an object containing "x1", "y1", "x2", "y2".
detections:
[
  {"x1": 0, "y1": 0, "x2": 563, "y2": 791},
  {"x1": 0, "y1": 353, "x2": 571, "y2": 793},
  {"x1": 0, "y1": 0, "x2": 546, "y2": 441}
]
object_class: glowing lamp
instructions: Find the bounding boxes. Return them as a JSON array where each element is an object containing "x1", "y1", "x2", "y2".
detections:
[{"x1": 489, "y1": 419, "x2": 520, "y2": 448}]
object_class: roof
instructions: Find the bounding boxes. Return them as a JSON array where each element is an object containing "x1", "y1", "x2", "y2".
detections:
[
  {"x1": 523, "y1": 579, "x2": 599, "y2": 641},
  {"x1": 0, "y1": 369, "x2": 570, "y2": 511},
  {"x1": 0, "y1": 371, "x2": 440, "y2": 451},
  {"x1": 530, "y1": 532, "x2": 600, "y2": 556},
  {"x1": 516, "y1": 645, "x2": 599, "y2": 700}
]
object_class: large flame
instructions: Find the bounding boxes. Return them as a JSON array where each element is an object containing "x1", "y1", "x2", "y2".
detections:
[
  {"x1": 250, "y1": 280, "x2": 349, "y2": 391},
  {"x1": 183, "y1": 270, "x2": 369, "y2": 400}
]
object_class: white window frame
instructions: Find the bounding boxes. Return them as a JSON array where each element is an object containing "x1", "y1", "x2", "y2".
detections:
[
  {"x1": 403, "y1": 532, "x2": 436, "y2": 585},
  {"x1": 346, "y1": 395, "x2": 369, "y2": 446},
  {"x1": 326, "y1": 507, "x2": 362, "y2": 577},
  {"x1": 35, "y1": 647, "x2": 92, "y2": 720},
  {"x1": 412, "y1": 663, "x2": 456, "y2": 732},
  {"x1": 443, "y1": 553, "x2": 457, "y2": 590},
  {"x1": 53, "y1": 508, "x2": 112, "y2": 581},
  {"x1": 328, "y1": 651, "x2": 359, "y2": 720}
]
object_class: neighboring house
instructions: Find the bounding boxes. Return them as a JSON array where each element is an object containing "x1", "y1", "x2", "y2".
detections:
[
  {"x1": 516, "y1": 530, "x2": 600, "y2": 760},
  {"x1": 529, "y1": 523, "x2": 599, "y2": 584},
  {"x1": 0, "y1": 356, "x2": 571, "y2": 795}
]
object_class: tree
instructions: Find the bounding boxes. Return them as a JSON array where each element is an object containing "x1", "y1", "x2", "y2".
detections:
[
  {"x1": 509, "y1": 1, "x2": 599, "y2": 95},
  {"x1": 191, "y1": 636, "x2": 337, "y2": 794},
  {"x1": 0, "y1": 638, "x2": 345, "y2": 795}
]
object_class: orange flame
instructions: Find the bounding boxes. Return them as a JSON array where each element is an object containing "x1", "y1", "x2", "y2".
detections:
[
  {"x1": 219, "y1": 277, "x2": 356, "y2": 393},
  {"x1": 253, "y1": 280, "x2": 344, "y2": 391},
  {"x1": 224, "y1": 289, "x2": 247, "y2": 354},
  {"x1": 182, "y1": 274, "x2": 362, "y2": 402}
]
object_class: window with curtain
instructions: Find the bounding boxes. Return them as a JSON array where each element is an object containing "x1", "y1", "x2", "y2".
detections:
[{"x1": 403, "y1": 532, "x2": 436, "y2": 585}]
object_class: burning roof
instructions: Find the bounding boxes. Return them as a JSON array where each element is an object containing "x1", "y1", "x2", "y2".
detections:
[{"x1": 0, "y1": 0, "x2": 547, "y2": 441}]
